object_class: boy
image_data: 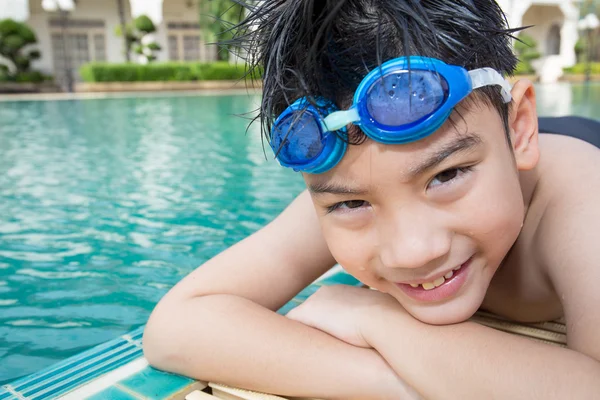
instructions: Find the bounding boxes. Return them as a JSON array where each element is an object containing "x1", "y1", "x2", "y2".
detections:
[{"x1": 143, "y1": 0, "x2": 600, "y2": 398}]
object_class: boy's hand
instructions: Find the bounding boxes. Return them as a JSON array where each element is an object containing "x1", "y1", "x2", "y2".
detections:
[{"x1": 286, "y1": 285, "x2": 405, "y2": 348}]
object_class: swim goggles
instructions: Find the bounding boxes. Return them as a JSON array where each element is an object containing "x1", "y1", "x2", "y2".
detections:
[{"x1": 269, "y1": 56, "x2": 512, "y2": 174}]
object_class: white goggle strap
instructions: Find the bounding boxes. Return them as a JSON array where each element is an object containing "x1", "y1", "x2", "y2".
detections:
[
  {"x1": 323, "y1": 108, "x2": 360, "y2": 132},
  {"x1": 469, "y1": 68, "x2": 513, "y2": 103}
]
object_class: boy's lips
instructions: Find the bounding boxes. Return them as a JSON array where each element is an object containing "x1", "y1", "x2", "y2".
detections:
[{"x1": 394, "y1": 257, "x2": 472, "y2": 302}]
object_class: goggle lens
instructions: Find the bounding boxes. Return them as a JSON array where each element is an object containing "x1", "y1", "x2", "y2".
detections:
[
  {"x1": 366, "y1": 70, "x2": 449, "y2": 127},
  {"x1": 271, "y1": 110, "x2": 325, "y2": 165}
]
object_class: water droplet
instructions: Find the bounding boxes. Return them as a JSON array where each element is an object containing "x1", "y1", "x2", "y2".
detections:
[
  {"x1": 412, "y1": 91, "x2": 417, "y2": 97},
  {"x1": 392, "y1": 84, "x2": 396, "y2": 88},
  {"x1": 389, "y1": 90, "x2": 395, "y2": 97},
  {"x1": 419, "y1": 94, "x2": 425, "y2": 100}
]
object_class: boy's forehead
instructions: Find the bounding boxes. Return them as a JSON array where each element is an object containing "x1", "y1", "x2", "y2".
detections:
[{"x1": 306, "y1": 128, "x2": 485, "y2": 194}]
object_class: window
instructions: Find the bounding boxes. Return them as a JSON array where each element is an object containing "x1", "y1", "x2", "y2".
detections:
[
  {"x1": 183, "y1": 35, "x2": 201, "y2": 61},
  {"x1": 50, "y1": 19, "x2": 106, "y2": 87},
  {"x1": 168, "y1": 35, "x2": 180, "y2": 61},
  {"x1": 167, "y1": 21, "x2": 216, "y2": 62},
  {"x1": 547, "y1": 25, "x2": 561, "y2": 56},
  {"x1": 94, "y1": 34, "x2": 106, "y2": 62}
]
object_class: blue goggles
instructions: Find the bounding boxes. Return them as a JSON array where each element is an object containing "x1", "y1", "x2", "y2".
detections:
[{"x1": 270, "y1": 56, "x2": 512, "y2": 174}]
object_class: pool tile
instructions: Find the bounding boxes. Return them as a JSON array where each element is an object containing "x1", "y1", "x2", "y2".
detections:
[
  {"x1": 317, "y1": 272, "x2": 362, "y2": 287},
  {"x1": 87, "y1": 386, "x2": 142, "y2": 400},
  {"x1": 294, "y1": 285, "x2": 320, "y2": 300},
  {"x1": 118, "y1": 366, "x2": 204, "y2": 400},
  {"x1": 0, "y1": 388, "x2": 17, "y2": 400},
  {"x1": 277, "y1": 301, "x2": 298, "y2": 315}
]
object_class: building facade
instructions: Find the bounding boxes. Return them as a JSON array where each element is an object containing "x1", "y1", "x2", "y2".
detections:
[
  {"x1": 497, "y1": 0, "x2": 581, "y2": 82},
  {"x1": 1, "y1": 0, "x2": 583, "y2": 87},
  {"x1": 2, "y1": 0, "x2": 218, "y2": 88}
]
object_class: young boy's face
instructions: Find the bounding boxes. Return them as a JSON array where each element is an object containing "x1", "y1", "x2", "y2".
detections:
[{"x1": 304, "y1": 98, "x2": 535, "y2": 325}]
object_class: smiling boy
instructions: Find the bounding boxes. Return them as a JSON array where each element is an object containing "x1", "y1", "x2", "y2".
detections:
[{"x1": 143, "y1": 0, "x2": 600, "y2": 398}]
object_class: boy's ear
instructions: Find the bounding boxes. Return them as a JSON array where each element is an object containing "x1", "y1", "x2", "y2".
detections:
[{"x1": 509, "y1": 79, "x2": 539, "y2": 171}]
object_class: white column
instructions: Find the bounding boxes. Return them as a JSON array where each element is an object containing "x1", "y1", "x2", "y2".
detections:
[
  {"x1": 41, "y1": 0, "x2": 75, "y2": 12},
  {"x1": 1, "y1": 0, "x2": 29, "y2": 21},
  {"x1": 129, "y1": 0, "x2": 163, "y2": 24},
  {"x1": 510, "y1": 0, "x2": 532, "y2": 33},
  {"x1": 559, "y1": 3, "x2": 579, "y2": 68}
]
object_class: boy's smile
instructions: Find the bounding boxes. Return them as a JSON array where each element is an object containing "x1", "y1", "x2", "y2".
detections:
[{"x1": 305, "y1": 98, "x2": 536, "y2": 325}]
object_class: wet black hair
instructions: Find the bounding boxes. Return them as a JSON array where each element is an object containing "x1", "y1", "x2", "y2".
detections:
[{"x1": 228, "y1": 0, "x2": 522, "y2": 144}]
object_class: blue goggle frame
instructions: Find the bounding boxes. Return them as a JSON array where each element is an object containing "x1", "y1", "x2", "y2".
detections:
[{"x1": 270, "y1": 56, "x2": 512, "y2": 174}]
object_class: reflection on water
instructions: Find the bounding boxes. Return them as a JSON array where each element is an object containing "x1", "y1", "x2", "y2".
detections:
[
  {"x1": 0, "y1": 82, "x2": 599, "y2": 384},
  {"x1": 536, "y1": 82, "x2": 600, "y2": 120}
]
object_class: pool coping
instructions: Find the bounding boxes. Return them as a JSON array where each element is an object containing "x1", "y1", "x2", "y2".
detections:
[
  {"x1": 0, "y1": 88, "x2": 261, "y2": 102},
  {"x1": 1, "y1": 266, "x2": 359, "y2": 400}
]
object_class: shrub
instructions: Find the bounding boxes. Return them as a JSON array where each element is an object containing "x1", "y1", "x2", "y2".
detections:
[
  {"x1": 515, "y1": 60, "x2": 535, "y2": 75},
  {"x1": 14, "y1": 70, "x2": 45, "y2": 83},
  {"x1": 79, "y1": 62, "x2": 258, "y2": 82},
  {"x1": 0, "y1": 19, "x2": 41, "y2": 75},
  {"x1": 564, "y1": 63, "x2": 600, "y2": 75},
  {"x1": 514, "y1": 34, "x2": 541, "y2": 75}
]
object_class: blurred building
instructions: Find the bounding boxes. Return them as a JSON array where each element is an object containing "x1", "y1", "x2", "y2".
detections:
[
  {"x1": 1, "y1": 0, "x2": 218, "y2": 87},
  {"x1": 0, "y1": 0, "x2": 583, "y2": 85},
  {"x1": 497, "y1": 0, "x2": 581, "y2": 82}
]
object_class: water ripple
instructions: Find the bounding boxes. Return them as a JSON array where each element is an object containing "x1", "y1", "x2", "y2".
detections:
[
  {"x1": 0, "y1": 94, "x2": 306, "y2": 384},
  {"x1": 15, "y1": 269, "x2": 106, "y2": 279}
]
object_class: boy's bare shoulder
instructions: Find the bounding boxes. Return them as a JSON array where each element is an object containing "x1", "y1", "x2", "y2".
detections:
[{"x1": 533, "y1": 133, "x2": 600, "y2": 357}]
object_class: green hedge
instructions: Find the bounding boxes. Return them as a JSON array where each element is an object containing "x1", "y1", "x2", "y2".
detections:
[
  {"x1": 0, "y1": 70, "x2": 49, "y2": 83},
  {"x1": 564, "y1": 63, "x2": 600, "y2": 75},
  {"x1": 79, "y1": 62, "x2": 261, "y2": 82},
  {"x1": 514, "y1": 60, "x2": 535, "y2": 75}
]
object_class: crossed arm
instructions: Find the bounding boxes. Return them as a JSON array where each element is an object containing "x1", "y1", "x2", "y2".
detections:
[{"x1": 144, "y1": 182, "x2": 600, "y2": 399}]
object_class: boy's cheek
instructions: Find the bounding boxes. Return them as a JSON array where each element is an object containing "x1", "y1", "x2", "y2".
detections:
[{"x1": 322, "y1": 225, "x2": 380, "y2": 283}]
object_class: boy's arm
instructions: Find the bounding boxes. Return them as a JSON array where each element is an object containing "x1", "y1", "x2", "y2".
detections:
[
  {"x1": 364, "y1": 308, "x2": 600, "y2": 400},
  {"x1": 143, "y1": 191, "x2": 417, "y2": 399},
  {"x1": 146, "y1": 294, "x2": 418, "y2": 399}
]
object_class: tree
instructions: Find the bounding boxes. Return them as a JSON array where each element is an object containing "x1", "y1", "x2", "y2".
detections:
[
  {"x1": 199, "y1": 0, "x2": 247, "y2": 61},
  {"x1": 0, "y1": 19, "x2": 41, "y2": 76},
  {"x1": 514, "y1": 34, "x2": 541, "y2": 75},
  {"x1": 115, "y1": 15, "x2": 162, "y2": 63}
]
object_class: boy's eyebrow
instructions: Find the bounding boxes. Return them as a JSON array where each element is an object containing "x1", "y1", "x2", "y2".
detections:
[
  {"x1": 307, "y1": 133, "x2": 483, "y2": 196},
  {"x1": 308, "y1": 181, "x2": 370, "y2": 196},
  {"x1": 407, "y1": 133, "x2": 483, "y2": 177}
]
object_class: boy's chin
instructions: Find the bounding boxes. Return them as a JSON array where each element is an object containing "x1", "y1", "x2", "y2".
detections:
[{"x1": 400, "y1": 293, "x2": 485, "y2": 326}]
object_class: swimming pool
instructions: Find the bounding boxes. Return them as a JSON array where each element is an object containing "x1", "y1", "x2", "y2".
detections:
[{"x1": 0, "y1": 82, "x2": 598, "y2": 384}]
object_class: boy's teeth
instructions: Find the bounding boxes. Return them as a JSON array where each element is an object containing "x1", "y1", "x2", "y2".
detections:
[
  {"x1": 412, "y1": 265, "x2": 463, "y2": 290},
  {"x1": 419, "y1": 276, "x2": 445, "y2": 290}
]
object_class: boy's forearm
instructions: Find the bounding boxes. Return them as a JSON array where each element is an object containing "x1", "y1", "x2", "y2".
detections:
[
  {"x1": 365, "y1": 307, "x2": 600, "y2": 400},
  {"x1": 143, "y1": 294, "x2": 418, "y2": 400}
]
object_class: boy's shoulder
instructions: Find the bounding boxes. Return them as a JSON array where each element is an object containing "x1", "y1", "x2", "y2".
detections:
[
  {"x1": 531, "y1": 131, "x2": 600, "y2": 270},
  {"x1": 485, "y1": 133, "x2": 599, "y2": 321},
  {"x1": 526, "y1": 132, "x2": 599, "y2": 271},
  {"x1": 527, "y1": 132, "x2": 600, "y2": 358}
]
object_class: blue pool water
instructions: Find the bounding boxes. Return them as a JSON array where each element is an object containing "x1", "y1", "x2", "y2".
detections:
[{"x1": 0, "y1": 82, "x2": 599, "y2": 384}]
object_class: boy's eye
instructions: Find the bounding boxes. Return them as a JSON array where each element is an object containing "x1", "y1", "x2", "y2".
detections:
[
  {"x1": 327, "y1": 200, "x2": 370, "y2": 213},
  {"x1": 428, "y1": 166, "x2": 473, "y2": 189}
]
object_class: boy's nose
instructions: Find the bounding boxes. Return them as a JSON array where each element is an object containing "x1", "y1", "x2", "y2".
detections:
[{"x1": 378, "y1": 209, "x2": 451, "y2": 270}]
